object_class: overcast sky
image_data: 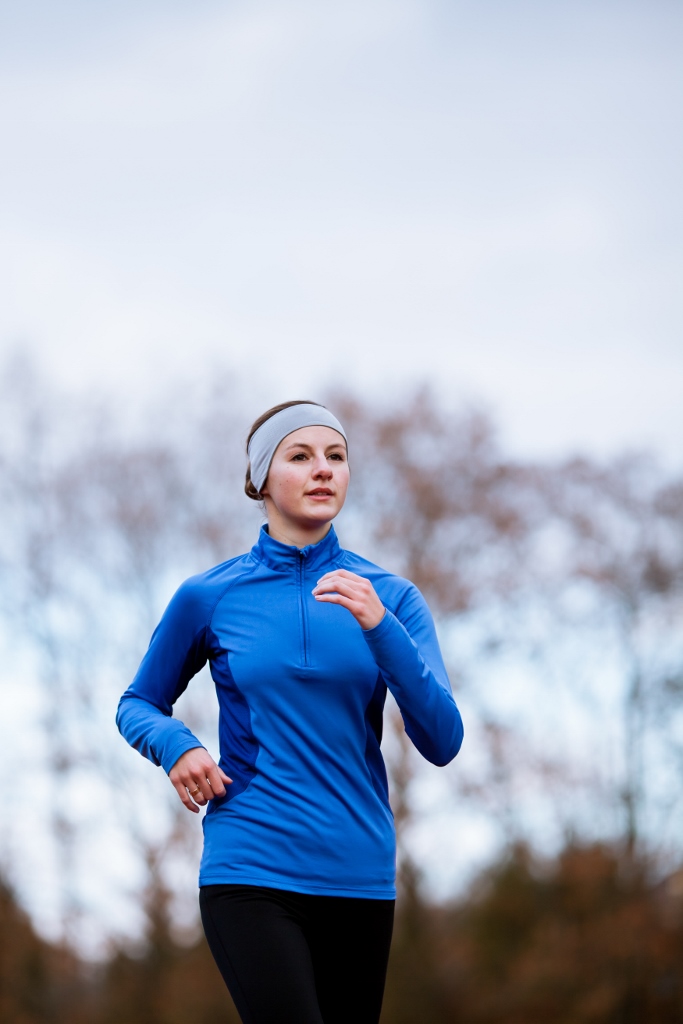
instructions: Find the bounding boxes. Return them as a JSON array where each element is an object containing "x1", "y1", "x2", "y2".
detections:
[{"x1": 1, "y1": 0, "x2": 681, "y2": 461}]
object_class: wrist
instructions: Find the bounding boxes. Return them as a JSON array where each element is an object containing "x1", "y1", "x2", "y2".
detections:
[{"x1": 361, "y1": 606, "x2": 386, "y2": 631}]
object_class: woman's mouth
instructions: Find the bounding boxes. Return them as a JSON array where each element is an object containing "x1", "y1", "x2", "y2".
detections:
[{"x1": 307, "y1": 489, "x2": 334, "y2": 498}]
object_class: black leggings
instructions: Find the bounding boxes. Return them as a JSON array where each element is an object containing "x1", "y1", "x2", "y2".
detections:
[{"x1": 199, "y1": 884, "x2": 394, "y2": 1024}]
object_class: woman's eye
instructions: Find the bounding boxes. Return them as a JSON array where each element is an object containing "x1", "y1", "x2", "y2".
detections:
[{"x1": 291, "y1": 453, "x2": 308, "y2": 461}]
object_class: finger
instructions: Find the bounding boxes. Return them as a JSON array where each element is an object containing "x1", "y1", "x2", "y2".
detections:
[
  {"x1": 316, "y1": 569, "x2": 363, "y2": 584},
  {"x1": 316, "y1": 570, "x2": 372, "y2": 588},
  {"x1": 313, "y1": 591, "x2": 357, "y2": 612},
  {"x1": 189, "y1": 779, "x2": 210, "y2": 804},
  {"x1": 313, "y1": 579, "x2": 362, "y2": 599},
  {"x1": 206, "y1": 764, "x2": 230, "y2": 797},
  {"x1": 312, "y1": 574, "x2": 355, "y2": 590},
  {"x1": 219, "y1": 768, "x2": 233, "y2": 786},
  {"x1": 173, "y1": 779, "x2": 199, "y2": 813}
]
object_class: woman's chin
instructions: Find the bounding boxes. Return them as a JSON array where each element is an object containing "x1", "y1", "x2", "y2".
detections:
[
  {"x1": 301, "y1": 497, "x2": 339, "y2": 515},
  {"x1": 295, "y1": 507, "x2": 338, "y2": 528}
]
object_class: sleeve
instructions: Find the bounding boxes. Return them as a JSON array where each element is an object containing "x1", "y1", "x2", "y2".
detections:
[
  {"x1": 116, "y1": 579, "x2": 211, "y2": 774},
  {"x1": 362, "y1": 584, "x2": 463, "y2": 766}
]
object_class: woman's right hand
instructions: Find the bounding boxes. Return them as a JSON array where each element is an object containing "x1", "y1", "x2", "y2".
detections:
[{"x1": 169, "y1": 747, "x2": 232, "y2": 813}]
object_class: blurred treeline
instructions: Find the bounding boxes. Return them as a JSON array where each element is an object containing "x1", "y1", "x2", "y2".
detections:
[
  {"x1": 2, "y1": 843, "x2": 683, "y2": 1023},
  {"x1": 0, "y1": 356, "x2": 682, "y2": 1022}
]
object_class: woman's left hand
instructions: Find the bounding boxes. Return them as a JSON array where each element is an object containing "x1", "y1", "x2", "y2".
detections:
[{"x1": 312, "y1": 569, "x2": 386, "y2": 630}]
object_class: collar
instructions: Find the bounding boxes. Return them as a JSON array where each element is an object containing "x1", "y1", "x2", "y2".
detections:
[{"x1": 251, "y1": 524, "x2": 343, "y2": 573}]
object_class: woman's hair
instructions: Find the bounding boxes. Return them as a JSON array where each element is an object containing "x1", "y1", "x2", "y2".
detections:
[{"x1": 244, "y1": 400, "x2": 324, "y2": 500}]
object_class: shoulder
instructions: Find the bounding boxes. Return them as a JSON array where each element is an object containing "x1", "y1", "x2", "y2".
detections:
[{"x1": 166, "y1": 551, "x2": 257, "y2": 626}]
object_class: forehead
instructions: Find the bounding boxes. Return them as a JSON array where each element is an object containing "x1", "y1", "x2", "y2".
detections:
[{"x1": 278, "y1": 425, "x2": 347, "y2": 450}]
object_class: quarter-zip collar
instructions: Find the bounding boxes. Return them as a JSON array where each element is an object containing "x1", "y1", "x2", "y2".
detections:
[{"x1": 251, "y1": 523, "x2": 343, "y2": 574}]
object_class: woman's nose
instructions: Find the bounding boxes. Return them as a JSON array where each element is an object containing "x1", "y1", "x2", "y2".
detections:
[{"x1": 312, "y1": 457, "x2": 332, "y2": 477}]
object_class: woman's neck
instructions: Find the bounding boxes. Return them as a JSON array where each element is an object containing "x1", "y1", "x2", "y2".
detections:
[{"x1": 265, "y1": 515, "x2": 332, "y2": 550}]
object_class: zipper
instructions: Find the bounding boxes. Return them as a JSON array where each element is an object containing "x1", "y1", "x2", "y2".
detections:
[{"x1": 297, "y1": 550, "x2": 309, "y2": 667}]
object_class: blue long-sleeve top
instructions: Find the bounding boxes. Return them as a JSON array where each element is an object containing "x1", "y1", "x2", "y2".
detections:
[{"x1": 116, "y1": 525, "x2": 463, "y2": 898}]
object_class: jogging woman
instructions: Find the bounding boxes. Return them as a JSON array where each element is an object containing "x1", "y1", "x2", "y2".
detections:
[{"x1": 117, "y1": 400, "x2": 463, "y2": 1024}]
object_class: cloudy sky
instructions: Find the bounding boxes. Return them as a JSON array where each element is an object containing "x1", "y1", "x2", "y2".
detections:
[{"x1": 1, "y1": 0, "x2": 681, "y2": 461}]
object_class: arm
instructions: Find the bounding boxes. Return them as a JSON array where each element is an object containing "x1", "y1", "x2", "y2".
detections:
[
  {"x1": 362, "y1": 587, "x2": 463, "y2": 766},
  {"x1": 116, "y1": 579, "x2": 212, "y2": 775},
  {"x1": 313, "y1": 571, "x2": 463, "y2": 766}
]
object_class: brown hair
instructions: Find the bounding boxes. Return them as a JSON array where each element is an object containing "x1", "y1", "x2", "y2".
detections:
[{"x1": 244, "y1": 400, "x2": 325, "y2": 500}]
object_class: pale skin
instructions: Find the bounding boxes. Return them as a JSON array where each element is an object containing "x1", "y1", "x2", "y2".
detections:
[{"x1": 169, "y1": 423, "x2": 386, "y2": 812}]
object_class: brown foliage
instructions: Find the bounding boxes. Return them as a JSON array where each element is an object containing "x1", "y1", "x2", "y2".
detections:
[
  {"x1": 3, "y1": 843, "x2": 682, "y2": 1024},
  {"x1": 0, "y1": 874, "x2": 238, "y2": 1024},
  {"x1": 434, "y1": 845, "x2": 683, "y2": 1024},
  {"x1": 0, "y1": 880, "x2": 87, "y2": 1024},
  {"x1": 95, "y1": 935, "x2": 239, "y2": 1024},
  {"x1": 379, "y1": 844, "x2": 683, "y2": 1024}
]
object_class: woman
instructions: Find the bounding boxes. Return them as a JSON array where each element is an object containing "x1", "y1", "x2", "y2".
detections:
[{"x1": 117, "y1": 400, "x2": 463, "y2": 1024}]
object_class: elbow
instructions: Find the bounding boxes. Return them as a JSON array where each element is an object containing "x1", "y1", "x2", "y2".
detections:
[
  {"x1": 448, "y1": 720, "x2": 465, "y2": 764},
  {"x1": 410, "y1": 720, "x2": 464, "y2": 767},
  {"x1": 115, "y1": 692, "x2": 134, "y2": 736},
  {"x1": 431, "y1": 745, "x2": 460, "y2": 768},
  {"x1": 449, "y1": 715, "x2": 465, "y2": 762},
  {"x1": 432, "y1": 718, "x2": 464, "y2": 767},
  {"x1": 115, "y1": 697, "x2": 124, "y2": 734}
]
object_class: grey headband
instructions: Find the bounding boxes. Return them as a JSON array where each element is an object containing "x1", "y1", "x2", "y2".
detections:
[{"x1": 247, "y1": 404, "x2": 347, "y2": 493}]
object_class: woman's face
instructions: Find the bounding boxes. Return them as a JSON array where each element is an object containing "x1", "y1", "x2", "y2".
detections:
[{"x1": 260, "y1": 425, "x2": 349, "y2": 531}]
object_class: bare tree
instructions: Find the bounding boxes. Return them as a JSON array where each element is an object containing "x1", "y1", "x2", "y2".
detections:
[
  {"x1": 1, "y1": 362, "x2": 681, "y2": 958},
  {"x1": 334, "y1": 389, "x2": 683, "y2": 863}
]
